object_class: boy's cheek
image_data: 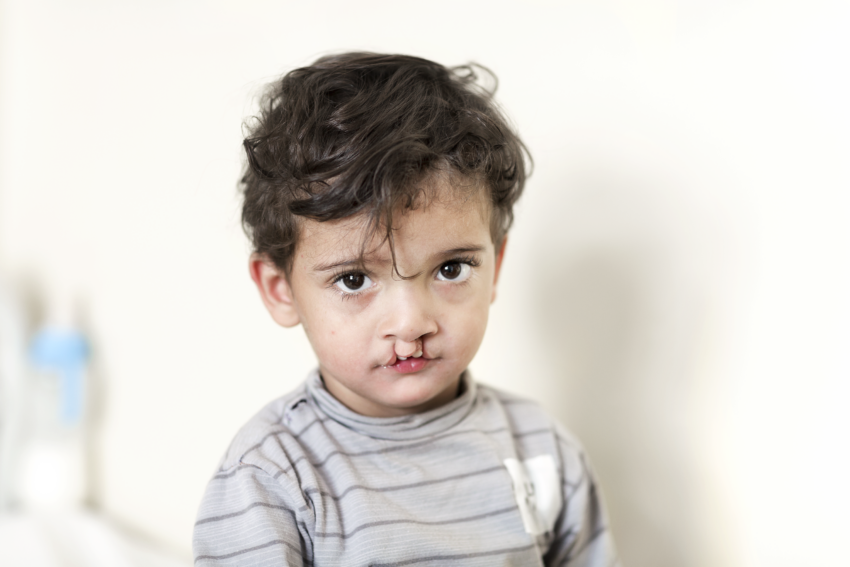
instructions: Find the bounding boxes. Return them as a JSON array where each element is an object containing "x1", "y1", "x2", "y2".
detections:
[
  {"x1": 433, "y1": 277, "x2": 495, "y2": 308},
  {"x1": 310, "y1": 323, "x2": 372, "y2": 360}
]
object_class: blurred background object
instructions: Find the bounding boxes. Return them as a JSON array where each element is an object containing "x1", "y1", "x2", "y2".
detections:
[
  {"x1": 0, "y1": 278, "x2": 187, "y2": 565},
  {"x1": 1, "y1": 0, "x2": 848, "y2": 565}
]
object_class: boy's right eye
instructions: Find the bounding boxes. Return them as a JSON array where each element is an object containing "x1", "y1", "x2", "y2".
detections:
[{"x1": 333, "y1": 273, "x2": 373, "y2": 293}]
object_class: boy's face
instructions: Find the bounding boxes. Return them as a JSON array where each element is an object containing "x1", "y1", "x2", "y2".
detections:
[{"x1": 250, "y1": 178, "x2": 505, "y2": 417}]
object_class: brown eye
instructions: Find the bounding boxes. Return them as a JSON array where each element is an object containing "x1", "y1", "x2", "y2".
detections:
[
  {"x1": 334, "y1": 272, "x2": 371, "y2": 293},
  {"x1": 343, "y1": 274, "x2": 364, "y2": 289},
  {"x1": 440, "y1": 263, "x2": 462, "y2": 280},
  {"x1": 437, "y1": 262, "x2": 472, "y2": 282}
]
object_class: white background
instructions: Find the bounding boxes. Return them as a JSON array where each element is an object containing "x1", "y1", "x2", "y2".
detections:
[{"x1": 1, "y1": 0, "x2": 848, "y2": 565}]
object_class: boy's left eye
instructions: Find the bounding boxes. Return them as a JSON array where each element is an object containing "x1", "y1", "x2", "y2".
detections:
[{"x1": 436, "y1": 262, "x2": 472, "y2": 282}]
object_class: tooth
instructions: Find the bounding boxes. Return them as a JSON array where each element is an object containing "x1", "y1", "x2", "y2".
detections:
[
  {"x1": 413, "y1": 350, "x2": 423, "y2": 358},
  {"x1": 398, "y1": 356, "x2": 407, "y2": 360}
]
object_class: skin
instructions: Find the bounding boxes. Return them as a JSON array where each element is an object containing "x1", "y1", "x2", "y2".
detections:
[{"x1": 250, "y1": 178, "x2": 506, "y2": 417}]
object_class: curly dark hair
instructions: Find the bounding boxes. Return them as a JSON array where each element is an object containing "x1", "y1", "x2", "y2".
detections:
[{"x1": 240, "y1": 52, "x2": 530, "y2": 275}]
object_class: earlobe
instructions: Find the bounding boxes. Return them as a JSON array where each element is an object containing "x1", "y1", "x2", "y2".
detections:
[
  {"x1": 491, "y1": 237, "x2": 508, "y2": 304},
  {"x1": 249, "y1": 254, "x2": 301, "y2": 328}
]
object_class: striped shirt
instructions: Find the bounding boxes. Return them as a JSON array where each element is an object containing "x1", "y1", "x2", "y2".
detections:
[{"x1": 193, "y1": 371, "x2": 619, "y2": 566}]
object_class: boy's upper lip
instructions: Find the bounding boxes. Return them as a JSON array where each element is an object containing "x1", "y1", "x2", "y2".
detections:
[{"x1": 382, "y1": 350, "x2": 431, "y2": 367}]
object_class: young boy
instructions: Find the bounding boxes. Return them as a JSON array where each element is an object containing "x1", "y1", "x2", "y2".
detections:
[{"x1": 194, "y1": 53, "x2": 619, "y2": 566}]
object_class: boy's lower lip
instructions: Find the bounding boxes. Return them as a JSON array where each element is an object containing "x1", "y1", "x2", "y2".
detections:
[{"x1": 388, "y1": 357, "x2": 429, "y2": 373}]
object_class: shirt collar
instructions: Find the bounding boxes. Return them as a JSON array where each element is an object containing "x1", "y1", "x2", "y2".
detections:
[{"x1": 305, "y1": 369, "x2": 477, "y2": 440}]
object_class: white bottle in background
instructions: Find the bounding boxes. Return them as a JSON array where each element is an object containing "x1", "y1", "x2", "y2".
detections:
[{"x1": 17, "y1": 292, "x2": 91, "y2": 509}]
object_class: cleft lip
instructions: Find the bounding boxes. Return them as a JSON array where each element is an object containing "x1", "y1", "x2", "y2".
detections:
[
  {"x1": 380, "y1": 348, "x2": 432, "y2": 368},
  {"x1": 395, "y1": 350, "x2": 424, "y2": 362}
]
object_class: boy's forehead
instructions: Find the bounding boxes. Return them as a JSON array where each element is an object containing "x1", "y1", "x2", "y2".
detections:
[
  {"x1": 297, "y1": 214, "x2": 374, "y2": 262},
  {"x1": 295, "y1": 182, "x2": 491, "y2": 268}
]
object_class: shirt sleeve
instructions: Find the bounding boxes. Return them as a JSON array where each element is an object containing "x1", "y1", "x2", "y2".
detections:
[
  {"x1": 543, "y1": 429, "x2": 621, "y2": 567},
  {"x1": 193, "y1": 462, "x2": 312, "y2": 566}
]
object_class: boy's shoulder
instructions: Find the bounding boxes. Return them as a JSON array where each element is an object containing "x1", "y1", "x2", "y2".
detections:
[
  {"x1": 474, "y1": 383, "x2": 590, "y2": 484},
  {"x1": 217, "y1": 378, "x2": 316, "y2": 472},
  {"x1": 476, "y1": 382, "x2": 574, "y2": 438}
]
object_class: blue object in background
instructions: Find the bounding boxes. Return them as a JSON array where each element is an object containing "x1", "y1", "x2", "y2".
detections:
[{"x1": 28, "y1": 328, "x2": 90, "y2": 425}]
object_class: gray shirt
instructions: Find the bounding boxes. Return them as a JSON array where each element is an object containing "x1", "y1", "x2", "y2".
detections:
[{"x1": 193, "y1": 371, "x2": 619, "y2": 566}]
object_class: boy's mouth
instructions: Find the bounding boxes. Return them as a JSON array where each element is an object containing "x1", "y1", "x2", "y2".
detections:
[{"x1": 383, "y1": 346, "x2": 428, "y2": 373}]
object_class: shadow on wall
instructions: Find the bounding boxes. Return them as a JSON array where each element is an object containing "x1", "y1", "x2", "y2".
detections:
[{"x1": 531, "y1": 169, "x2": 709, "y2": 567}]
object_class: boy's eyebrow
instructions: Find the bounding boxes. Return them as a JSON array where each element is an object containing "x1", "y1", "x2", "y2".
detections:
[
  {"x1": 312, "y1": 246, "x2": 488, "y2": 273},
  {"x1": 312, "y1": 257, "x2": 390, "y2": 273},
  {"x1": 436, "y1": 246, "x2": 487, "y2": 258}
]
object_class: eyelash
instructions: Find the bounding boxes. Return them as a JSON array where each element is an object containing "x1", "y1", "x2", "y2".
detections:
[
  {"x1": 328, "y1": 255, "x2": 481, "y2": 299},
  {"x1": 329, "y1": 269, "x2": 372, "y2": 300},
  {"x1": 443, "y1": 255, "x2": 481, "y2": 274}
]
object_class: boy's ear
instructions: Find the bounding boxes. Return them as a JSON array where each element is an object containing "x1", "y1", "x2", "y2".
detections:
[
  {"x1": 491, "y1": 236, "x2": 508, "y2": 303},
  {"x1": 249, "y1": 253, "x2": 301, "y2": 328}
]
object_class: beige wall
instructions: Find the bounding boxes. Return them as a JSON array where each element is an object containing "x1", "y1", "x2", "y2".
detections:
[{"x1": 1, "y1": 0, "x2": 848, "y2": 565}]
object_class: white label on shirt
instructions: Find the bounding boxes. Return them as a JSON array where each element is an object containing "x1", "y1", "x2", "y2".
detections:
[{"x1": 503, "y1": 455, "x2": 562, "y2": 535}]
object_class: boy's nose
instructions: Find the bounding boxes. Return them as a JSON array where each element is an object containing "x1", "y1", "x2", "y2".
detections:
[{"x1": 379, "y1": 286, "x2": 438, "y2": 345}]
